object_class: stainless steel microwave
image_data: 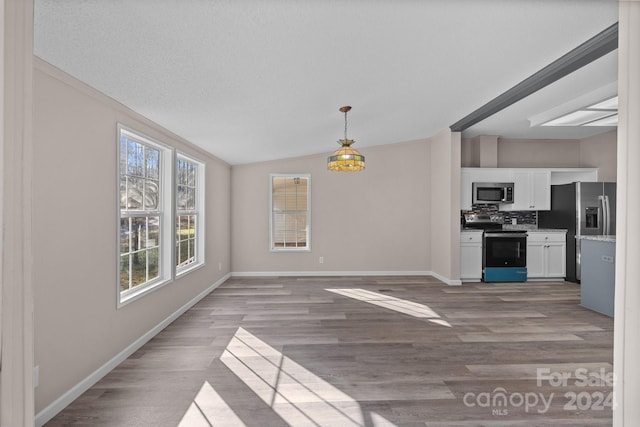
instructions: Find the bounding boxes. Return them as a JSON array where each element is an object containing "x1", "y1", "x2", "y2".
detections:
[{"x1": 472, "y1": 182, "x2": 514, "y2": 204}]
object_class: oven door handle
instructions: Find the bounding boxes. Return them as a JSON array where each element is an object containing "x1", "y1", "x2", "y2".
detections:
[{"x1": 484, "y1": 233, "x2": 527, "y2": 238}]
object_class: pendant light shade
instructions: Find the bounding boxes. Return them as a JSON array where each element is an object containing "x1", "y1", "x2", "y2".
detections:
[{"x1": 327, "y1": 106, "x2": 365, "y2": 172}]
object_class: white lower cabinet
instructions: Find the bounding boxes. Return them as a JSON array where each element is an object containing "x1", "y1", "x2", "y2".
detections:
[
  {"x1": 461, "y1": 230, "x2": 483, "y2": 281},
  {"x1": 526, "y1": 231, "x2": 566, "y2": 279}
]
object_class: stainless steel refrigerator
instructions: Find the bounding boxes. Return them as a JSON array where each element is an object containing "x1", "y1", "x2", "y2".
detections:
[{"x1": 538, "y1": 182, "x2": 616, "y2": 282}]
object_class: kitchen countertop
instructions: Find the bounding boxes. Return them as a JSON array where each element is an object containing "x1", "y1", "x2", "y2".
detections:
[
  {"x1": 579, "y1": 235, "x2": 616, "y2": 243},
  {"x1": 461, "y1": 226, "x2": 568, "y2": 233},
  {"x1": 502, "y1": 225, "x2": 568, "y2": 233}
]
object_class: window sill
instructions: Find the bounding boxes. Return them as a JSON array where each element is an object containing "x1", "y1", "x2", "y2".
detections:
[
  {"x1": 118, "y1": 278, "x2": 173, "y2": 308},
  {"x1": 176, "y1": 261, "x2": 205, "y2": 278}
]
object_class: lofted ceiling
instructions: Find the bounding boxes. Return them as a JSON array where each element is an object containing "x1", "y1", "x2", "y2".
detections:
[{"x1": 34, "y1": 0, "x2": 619, "y2": 165}]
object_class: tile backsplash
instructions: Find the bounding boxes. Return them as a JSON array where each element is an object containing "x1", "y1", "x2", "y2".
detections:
[
  {"x1": 464, "y1": 204, "x2": 538, "y2": 226},
  {"x1": 501, "y1": 210, "x2": 537, "y2": 226}
]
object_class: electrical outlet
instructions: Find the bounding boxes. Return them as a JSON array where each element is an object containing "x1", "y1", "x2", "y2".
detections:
[
  {"x1": 34, "y1": 365, "x2": 39, "y2": 388},
  {"x1": 319, "y1": 256, "x2": 324, "y2": 264},
  {"x1": 218, "y1": 262, "x2": 222, "y2": 271}
]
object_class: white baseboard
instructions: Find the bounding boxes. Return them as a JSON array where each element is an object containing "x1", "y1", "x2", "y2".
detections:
[
  {"x1": 35, "y1": 273, "x2": 231, "y2": 427},
  {"x1": 430, "y1": 271, "x2": 463, "y2": 286},
  {"x1": 231, "y1": 270, "x2": 463, "y2": 286},
  {"x1": 231, "y1": 270, "x2": 431, "y2": 277}
]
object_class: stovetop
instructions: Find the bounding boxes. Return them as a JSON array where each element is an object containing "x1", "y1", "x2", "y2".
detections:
[{"x1": 462, "y1": 212, "x2": 504, "y2": 230}]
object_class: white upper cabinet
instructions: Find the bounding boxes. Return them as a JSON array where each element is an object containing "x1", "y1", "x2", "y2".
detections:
[
  {"x1": 461, "y1": 167, "x2": 597, "y2": 212},
  {"x1": 460, "y1": 168, "x2": 514, "y2": 210},
  {"x1": 502, "y1": 170, "x2": 551, "y2": 211}
]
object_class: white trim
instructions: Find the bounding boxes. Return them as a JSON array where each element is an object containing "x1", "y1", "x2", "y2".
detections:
[
  {"x1": 116, "y1": 124, "x2": 175, "y2": 308},
  {"x1": 35, "y1": 273, "x2": 231, "y2": 427},
  {"x1": 175, "y1": 152, "x2": 206, "y2": 274},
  {"x1": 1, "y1": 1, "x2": 35, "y2": 425},
  {"x1": 429, "y1": 271, "x2": 462, "y2": 286},
  {"x1": 269, "y1": 173, "x2": 311, "y2": 252},
  {"x1": 231, "y1": 271, "x2": 463, "y2": 286}
]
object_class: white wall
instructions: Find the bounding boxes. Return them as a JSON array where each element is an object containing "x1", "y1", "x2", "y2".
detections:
[
  {"x1": 32, "y1": 59, "x2": 231, "y2": 415},
  {"x1": 429, "y1": 129, "x2": 461, "y2": 284},
  {"x1": 497, "y1": 138, "x2": 581, "y2": 168},
  {"x1": 580, "y1": 130, "x2": 617, "y2": 182},
  {"x1": 231, "y1": 139, "x2": 431, "y2": 274},
  {"x1": 461, "y1": 133, "x2": 617, "y2": 182}
]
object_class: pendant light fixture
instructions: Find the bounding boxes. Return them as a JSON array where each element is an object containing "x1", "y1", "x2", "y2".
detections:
[{"x1": 327, "y1": 106, "x2": 365, "y2": 172}]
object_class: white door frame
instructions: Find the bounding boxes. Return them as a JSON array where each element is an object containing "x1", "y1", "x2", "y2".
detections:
[{"x1": 1, "y1": 0, "x2": 35, "y2": 425}]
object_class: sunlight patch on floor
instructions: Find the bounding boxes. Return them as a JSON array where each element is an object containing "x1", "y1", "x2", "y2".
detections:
[
  {"x1": 178, "y1": 380, "x2": 247, "y2": 427},
  {"x1": 325, "y1": 288, "x2": 452, "y2": 327},
  {"x1": 216, "y1": 327, "x2": 398, "y2": 427}
]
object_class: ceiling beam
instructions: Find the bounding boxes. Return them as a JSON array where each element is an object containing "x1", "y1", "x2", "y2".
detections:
[{"x1": 450, "y1": 22, "x2": 619, "y2": 132}]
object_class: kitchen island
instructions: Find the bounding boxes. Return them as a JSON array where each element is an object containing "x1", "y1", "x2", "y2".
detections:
[{"x1": 580, "y1": 235, "x2": 616, "y2": 317}]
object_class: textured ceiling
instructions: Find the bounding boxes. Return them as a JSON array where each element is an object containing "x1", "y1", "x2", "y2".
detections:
[{"x1": 34, "y1": 0, "x2": 619, "y2": 165}]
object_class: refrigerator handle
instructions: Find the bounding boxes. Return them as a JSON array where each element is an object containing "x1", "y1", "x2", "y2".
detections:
[
  {"x1": 604, "y1": 195, "x2": 611, "y2": 235},
  {"x1": 598, "y1": 196, "x2": 609, "y2": 235},
  {"x1": 598, "y1": 195, "x2": 606, "y2": 235}
]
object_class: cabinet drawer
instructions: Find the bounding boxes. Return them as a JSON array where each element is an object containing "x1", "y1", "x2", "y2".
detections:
[
  {"x1": 461, "y1": 232, "x2": 483, "y2": 243},
  {"x1": 527, "y1": 232, "x2": 566, "y2": 243}
]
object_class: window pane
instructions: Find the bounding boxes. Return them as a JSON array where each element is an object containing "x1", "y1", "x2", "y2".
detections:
[
  {"x1": 271, "y1": 175, "x2": 310, "y2": 250},
  {"x1": 131, "y1": 250, "x2": 146, "y2": 287},
  {"x1": 126, "y1": 177, "x2": 144, "y2": 210},
  {"x1": 177, "y1": 185, "x2": 188, "y2": 210},
  {"x1": 144, "y1": 179, "x2": 159, "y2": 210},
  {"x1": 147, "y1": 217, "x2": 159, "y2": 248},
  {"x1": 272, "y1": 193, "x2": 286, "y2": 211},
  {"x1": 120, "y1": 254, "x2": 130, "y2": 292},
  {"x1": 178, "y1": 215, "x2": 189, "y2": 240},
  {"x1": 188, "y1": 215, "x2": 196, "y2": 238},
  {"x1": 273, "y1": 213, "x2": 285, "y2": 245},
  {"x1": 177, "y1": 159, "x2": 187, "y2": 185},
  {"x1": 120, "y1": 137, "x2": 127, "y2": 176},
  {"x1": 145, "y1": 147, "x2": 159, "y2": 180},
  {"x1": 130, "y1": 217, "x2": 146, "y2": 250},
  {"x1": 148, "y1": 248, "x2": 159, "y2": 281},
  {"x1": 127, "y1": 140, "x2": 144, "y2": 176},
  {"x1": 188, "y1": 162, "x2": 196, "y2": 186},
  {"x1": 120, "y1": 218, "x2": 131, "y2": 253},
  {"x1": 176, "y1": 157, "x2": 201, "y2": 271},
  {"x1": 119, "y1": 128, "x2": 170, "y2": 299},
  {"x1": 297, "y1": 179, "x2": 308, "y2": 210},
  {"x1": 119, "y1": 177, "x2": 127, "y2": 209},
  {"x1": 187, "y1": 188, "x2": 196, "y2": 210},
  {"x1": 187, "y1": 239, "x2": 195, "y2": 262},
  {"x1": 178, "y1": 240, "x2": 189, "y2": 265}
]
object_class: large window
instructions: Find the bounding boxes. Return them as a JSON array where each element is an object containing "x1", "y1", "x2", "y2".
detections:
[
  {"x1": 118, "y1": 126, "x2": 172, "y2": 304},
  {"x1": 270, "y1": 174, "x2": 311, "y2": 251},
  {"x1": 176, "y1": 154, "x2": 204, "y2": 274}
]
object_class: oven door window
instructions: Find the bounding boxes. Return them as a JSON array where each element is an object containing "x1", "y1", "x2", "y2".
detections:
[{"x1": 485, "y1": 237, "x2": 526, "y2": 267}]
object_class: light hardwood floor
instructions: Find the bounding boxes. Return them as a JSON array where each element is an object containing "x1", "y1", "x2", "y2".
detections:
[{"x1": 46, "y1": 276, "x2": 613, "y2": 426}]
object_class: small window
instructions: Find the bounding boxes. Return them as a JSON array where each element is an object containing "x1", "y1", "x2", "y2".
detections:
[
  {"x1": 118, "y1": 126, "x2": 172, "y2": 304},
  {"x1": 176, "y1": 154, "x2": 205, "y2": 274},
  {"x1": 270, "y1": 174, "x2": 311, "y2": 251}
]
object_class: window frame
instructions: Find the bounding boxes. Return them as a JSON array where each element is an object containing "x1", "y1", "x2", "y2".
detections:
[
  {"x1": 269, "y1": 173, "x2": 311, "y2": 252},
  {"x1": 117, "y1": 124, "x2": 174, "y2": 307},
  {"x1": 175, "y1": 152, "x2": 206, "y2": 276}
]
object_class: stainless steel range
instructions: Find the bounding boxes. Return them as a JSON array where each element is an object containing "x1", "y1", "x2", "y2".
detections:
[{"x1": 463, "y1": 213, "x2": 527, "y2": 282}]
